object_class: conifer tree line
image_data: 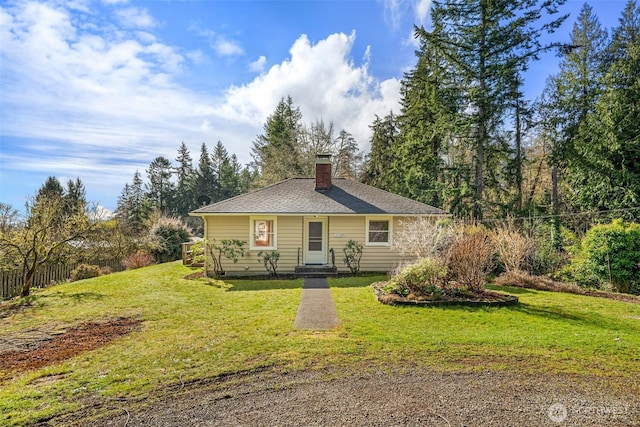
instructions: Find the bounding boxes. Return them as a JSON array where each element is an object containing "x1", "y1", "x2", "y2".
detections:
[
  {"x1": 118, "y1": 0, "x2": 640, "y2": 231},
  {"x1": 115, "y1": 141, "x2": 254, "y2": 233},
  {"x1": 115, "y1": 107, "x2": 364, "y2": 233},
  {"x1": 364, "y1": 0, "x2": 640, "y2": 225}
]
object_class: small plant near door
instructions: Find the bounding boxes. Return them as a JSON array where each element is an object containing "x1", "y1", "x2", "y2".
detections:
[
  {"x1": 343, "y1": 239, "x2": 363, "y2": 275},
  {"x1": 206, "y1": 239, "x2": 246, "y2": 277},
  {"x1": 258, "y1": 250, "x2": 280, "y2": 277}
]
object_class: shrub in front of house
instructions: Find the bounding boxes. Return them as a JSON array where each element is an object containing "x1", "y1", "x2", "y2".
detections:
[
  {"x1": 343, "y1": 240, "x2": 363, "y2": 275},
  {"x1": 446, "y1": 228, "x2": 494, "y2": 293},
  {"x1": 70, "y1": 264, "x2": 102, "y2": 282},
  {"x1": 386, "y1": 257, "x2": 448, "y2": 300},
  {"x1": 258, "y1": 250, "x2": 280, "y2": 277}
]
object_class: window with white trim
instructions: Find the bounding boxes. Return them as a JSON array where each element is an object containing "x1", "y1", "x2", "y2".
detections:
[
  {"x1": 366, "y1": 217, "x2": 392, "y2": 246},
  {"x1": 250, "y1": 216, "x2": 277, "y2": 250}
]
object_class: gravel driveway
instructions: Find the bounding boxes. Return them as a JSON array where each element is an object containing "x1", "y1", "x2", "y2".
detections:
[{"x1": 85, "y1": 368, "x2": 639, "y2": 426}]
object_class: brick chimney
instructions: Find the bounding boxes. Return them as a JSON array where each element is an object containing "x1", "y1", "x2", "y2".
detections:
[{"x1": 315, "y1": 154, "x2": 332, "y2": 190}]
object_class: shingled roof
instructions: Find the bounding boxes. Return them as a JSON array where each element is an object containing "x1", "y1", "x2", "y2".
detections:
[{"x1": 191, "y1": 178, "x2": 448, "y2": 216}]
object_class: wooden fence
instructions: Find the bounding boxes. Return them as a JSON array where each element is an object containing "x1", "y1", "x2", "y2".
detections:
[{"x1": 1, "y1": 259, "x2": 124, "y2": 300}]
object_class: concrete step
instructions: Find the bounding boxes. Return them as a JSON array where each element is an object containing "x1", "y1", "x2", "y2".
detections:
[{"x1": 294, "y1": 265, "x2": 338, "y2": 277}]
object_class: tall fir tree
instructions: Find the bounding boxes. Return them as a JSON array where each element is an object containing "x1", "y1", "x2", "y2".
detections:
[
  {"x1": 251, "y1": 96, "x2": 305, "y2": 186},
  {"x1": 419, "y1": 0, "x2": 567, "y2": 218},
  {"x1": 395, "y1": 22, "x2": 458, "y2": 209},
  {"x1": 146, "y1": 156, "x2": 175, "y2": 214},
  {"x1": 193, "y1": 143, "x2": 216, "y2": 204},
  {"x1": 361, "y1": 112, "x2": 398, "y2": 191},
  {"x1": 174, "y1": 142, "x2": 195, "y2": 217},
  {"x1": 571, "y1": 1, "x2": 640, "y2": 216},
  {"x1": 115, "y1": 171, "x2": 148, "y2": 234},
  {"x1": 64, "y1": 177, "x2": 87, "y2": 217},
  {"x1": 334, "y1": 129, "x2": 361, "y2": 179},
  {"x1": 540, "y1": 2, "x2": 610, "y2": 223}
]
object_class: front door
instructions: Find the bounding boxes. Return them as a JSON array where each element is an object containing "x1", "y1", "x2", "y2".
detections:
[{"x1": 304, "y1": 217, "x2": 327, "y2": 264}]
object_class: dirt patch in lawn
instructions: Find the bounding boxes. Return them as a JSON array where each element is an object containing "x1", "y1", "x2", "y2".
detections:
[{"x1": 0, "y1": 317, "x2": 141, "y2": 378}]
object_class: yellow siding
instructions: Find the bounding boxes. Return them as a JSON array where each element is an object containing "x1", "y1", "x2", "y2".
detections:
[
  {"x1": 204, "y1": 214, "x2": 418, "y2": 275},
  {"x1": 204, "y1": 215, "x2": 304, "y2": 275},
  {"x1": 327, "y1": 216, "x2": 415, "y2": 273}
]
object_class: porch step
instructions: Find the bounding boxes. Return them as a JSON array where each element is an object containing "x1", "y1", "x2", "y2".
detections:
[{"x1": 294, "y1": 265, "x2": 338, "y2": 277}]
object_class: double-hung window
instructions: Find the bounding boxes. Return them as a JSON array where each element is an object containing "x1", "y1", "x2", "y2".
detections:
[
  {"x1": 250, "y1": 216, "x2": 277, "y2": 250},
  {"x1": 366, "y1": 217, "x2": 391, "y2": 246}
]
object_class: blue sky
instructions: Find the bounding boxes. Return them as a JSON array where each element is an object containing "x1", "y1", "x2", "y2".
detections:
[{"x1": 0, "y1": 0, "x2": 629, "y2": 214}]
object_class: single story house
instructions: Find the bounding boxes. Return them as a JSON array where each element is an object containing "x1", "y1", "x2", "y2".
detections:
[{"x1": 190, "y1": 155, "x2": 448, "y2": 275}]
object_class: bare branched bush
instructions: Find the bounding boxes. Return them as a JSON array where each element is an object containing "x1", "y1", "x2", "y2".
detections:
[
  {"x1": 122, "y1": 251, "x2": 155, "y2": 270},
  {"x1": 489, "y1": 220, "x2": 534, "y2": 273},
  {"x1": 447, "y1": 228, "x2": 494, "y2": 293},
  {"x1": 392, "y1": 217, "x2": 454, "y2": 259}
]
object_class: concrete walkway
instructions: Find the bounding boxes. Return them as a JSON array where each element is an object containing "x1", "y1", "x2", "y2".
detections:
[{"x1": 293, "y1": 277, "x2": 341, "y2": 330}]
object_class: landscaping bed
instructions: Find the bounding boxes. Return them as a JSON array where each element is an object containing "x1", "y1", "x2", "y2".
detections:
[{"x1": 372, "y1": 281, "x2": 519, "y2": 307}]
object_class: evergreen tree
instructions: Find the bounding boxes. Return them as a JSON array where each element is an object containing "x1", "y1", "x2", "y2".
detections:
[
  {"x1": 334, "y1": 129, "x2": 361, "y2": 179},
  {"x1": 146, "y1": 156, "x2": 175, "y2": 214},
  {"x1": 64, "y1": 177, "x2": 87, "y2": 217},
  {"x1": 33, "y1": 176, "x2": 66, "y2": 228},
  {"x1": 115, "y1": 171, "x2": 148, "y2": 234},
  {"x1": 419, "y1": 0, "x2": 567, "y2": 218},
  {"x1": 395, "y1": 22, "x2": 458, "y2": 208},
  {"x1": 193, "y1": 143, "x2": 215, "y2": 203},
  {"x1": 571, "y1": 1, "x2": 640, "y2": 215},
  {"x1": 211, "y1": 141, "x2": 245, "y2": 201},
  {"x1": 251, "y1": 96, "x2": 305, "y2": 185},
  {"x1": 545, "y1": 3, "x2": 609, "y2": 169},
  {"x1": 361, "y1": 112, "x2": 398, "y2": 191},
  {"x1": 174, "y1": 142, "x2": 195, "y2": 217},
  {"x1": 35, "y1": 176, "x2": 64, "y2": 204}
]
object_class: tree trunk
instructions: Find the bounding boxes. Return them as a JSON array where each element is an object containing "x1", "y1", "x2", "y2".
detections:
[
  {"x1": 21, "y1": 265, "x2": 36, "y2": 297},
  {"x1": 474, "y1": 3, "x2": 487, "y2": 220},
  {"x1": 515, "y1": 97, "x2": 523, "y2": 213},
  {"x1": 551, "y1": 165, "x2": 561, "y2": 250}
]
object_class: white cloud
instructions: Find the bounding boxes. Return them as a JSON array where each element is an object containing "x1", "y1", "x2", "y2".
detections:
[
  {"x1": 414, "y1": 0, "x2": 432, "y2": 24},
  {"x1": 383, "y1": 0, "x2": 432, "y2": 29},
  {"x1": 212, "y1": 35, "x2": 244, "y2": 57},
  {"x1": 218, "y1": 31, "x2": 401, "y2": 151},
  {"x1": 0, "y1": 2, "x2": 401, "y2": 209},
  {"x1": 382, "y1": 0, "x2": 403, "y2": 30},
  {"x1": 189, "y1": 24, "x2": 244, "y2": 58},
  {"x1": 186, "y1": 49, "x2": 206, "y2": 64},
  {"x1": 249, "y1": 55, "x2": 267, "y2": 73},
  {"x1": 115, "y1": 6, "x2": 156, "y2": 28}
]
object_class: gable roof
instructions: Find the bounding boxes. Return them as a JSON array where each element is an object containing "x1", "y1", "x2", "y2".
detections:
[{"x1": 191, "y1": 178, "x2": 448, "y2": 216}]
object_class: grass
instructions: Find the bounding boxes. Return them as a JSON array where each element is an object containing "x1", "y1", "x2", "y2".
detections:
[{"x1": 1, "y1": 261, "x2": 639, "y2": 425}]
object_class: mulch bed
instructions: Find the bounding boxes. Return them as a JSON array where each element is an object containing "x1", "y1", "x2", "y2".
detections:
[
  {"x1": 0, "y1": 318, "x2": 142, "y2": 376},
  {"x1": 372, "y1": 282, "x2": 519, "y2": 307}
]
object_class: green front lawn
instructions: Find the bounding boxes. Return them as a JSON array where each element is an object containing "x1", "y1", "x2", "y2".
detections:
[{"x1": 1, "y1": 262, "x2": 639, "y2": 425}]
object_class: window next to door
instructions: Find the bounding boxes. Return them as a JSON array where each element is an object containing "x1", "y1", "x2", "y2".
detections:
[
  {"x1": 366, "y1": 217, "x2": 391, "y2": 246},
  {"x1": 250, "y1": 216, "x2": 277, "y2": 250}
]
